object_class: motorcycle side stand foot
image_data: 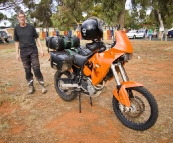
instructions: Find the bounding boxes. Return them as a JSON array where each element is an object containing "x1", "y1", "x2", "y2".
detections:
[
  {"x1": 90, "y1": 97, "x2": 93, "y2": 106},
  {"x1": 78, "y1": 92, "x2": 93, "y2": 113},
  {"x1": 78, "y1": 92, "x2": 82, "y2": 113}
]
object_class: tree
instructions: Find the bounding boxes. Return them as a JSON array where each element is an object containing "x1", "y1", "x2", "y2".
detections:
[
  {"x1": 8, "y1": 14, "x2": 18, "y2": 27},
  {"x1": 28, "y1": 0, "x2": 53, "y2": 29},
  {"x1": 51, "y1": 0, "x2": 94, "y2": 30},
  {"x1": 0, "y1": 0, "x2": 22, "y2": 11},
  {"x1": 96, "y1": 0, "x2": 127, "y2": 29},
  {"x1": 1, "y1": 0, "x2": 54, "y2": 28},
  {"x1": 1, "y1": 0, "x2": 172, "y2": 33},
  {"x1": 132, "y1": 0, "x2": 173, "y2": 37},
  {"x1": 51, "y1": 0, "x2": 129, "y2": 30},
  {"x1": 0, "y1": 13, "x2": 7, "y2": 21}
]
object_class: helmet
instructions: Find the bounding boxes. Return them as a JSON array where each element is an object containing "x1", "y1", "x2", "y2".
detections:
[{"x1": 81, "y1": 17, "x2": 103, "y2": 40}]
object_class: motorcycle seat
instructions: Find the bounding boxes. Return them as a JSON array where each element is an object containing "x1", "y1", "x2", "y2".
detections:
[
  {"x1": 65, "y1": 49, "x2": 91, "y2": 67},
  {"x1": 86, "y1": 41, "x2": 106, "y2": 53}
]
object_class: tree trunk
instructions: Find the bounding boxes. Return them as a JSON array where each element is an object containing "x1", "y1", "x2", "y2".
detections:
[
  {"x1": 118, "y1": 0, "x2": 126, "y2": 30},
  {"x1": 157, "y1": 9, "x2": 164, "y2": 39},
  {"x1": 118, "y1": 9, "x2": 125, "y2": 30}
]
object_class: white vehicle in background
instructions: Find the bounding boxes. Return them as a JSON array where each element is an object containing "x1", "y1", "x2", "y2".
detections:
[
  {"x1": 0, "y1": 29, "x2": 9, "y2": 43},
  {"x1": 126, "y1": 30, "x2": 145, "y2": 39},
  {"x1": 0, "y1": 29, "x2": 12, "y2": 43},
  {"x1": 2, "y1": 29, "x2": 12, "y2": 39}
]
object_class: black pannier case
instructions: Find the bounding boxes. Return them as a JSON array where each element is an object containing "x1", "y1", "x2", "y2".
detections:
[{"x1": 50, "y1": 51, "x2": 73, "y2": 72}]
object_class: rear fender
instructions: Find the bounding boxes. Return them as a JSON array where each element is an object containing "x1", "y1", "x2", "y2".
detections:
[{"x1": 113, "y1": 81, "x2": 143, "y2": 107}]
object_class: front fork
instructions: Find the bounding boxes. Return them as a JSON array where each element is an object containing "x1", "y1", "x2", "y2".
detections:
[{"x1": 111, "y1": 63, "x2": 143, "y2": 107}]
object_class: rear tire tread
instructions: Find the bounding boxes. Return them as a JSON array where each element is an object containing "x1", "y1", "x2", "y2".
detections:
[{"x1": 54, "y1": 71, "x2": 77, "y2": 101}]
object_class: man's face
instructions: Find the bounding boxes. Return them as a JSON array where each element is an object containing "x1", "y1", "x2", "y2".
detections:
[{"x1": 17, "y1": 14, "x2": 26, "y2": 25}]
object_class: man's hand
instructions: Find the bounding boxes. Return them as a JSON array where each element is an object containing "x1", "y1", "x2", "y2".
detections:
[
  {"x1": 40, "y1": 49, "x2": 44, "y2": 56},
  {"x1": 15, "y1": 41, "x2": 20, "y2": 61},
  {"x1": 36, "y1": 38, "x2": 44, "y2": 56},
  {"x1": 16, "y1": 54, "x2": 20, "y2": 61}
]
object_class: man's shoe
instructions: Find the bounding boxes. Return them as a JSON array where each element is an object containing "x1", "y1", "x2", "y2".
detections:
[
  {"x1": 28, "y1": 86, "x2": 35, "y2": 95},
  {"x1": 41, "y1": 85, "x2": 47, "y2": 94}
]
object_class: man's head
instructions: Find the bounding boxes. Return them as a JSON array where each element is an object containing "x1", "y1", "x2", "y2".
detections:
[{"x1": 17, "y1": 10, "x2": 26, "y2": 26}]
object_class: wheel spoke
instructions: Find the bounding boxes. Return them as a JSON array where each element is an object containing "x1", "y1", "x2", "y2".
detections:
[
  {"x1": 112, "y1": 86, "x2": 158, "y2": 130},
  {"x1": 125, "y1": 94, "x2": 150, "y2": 124}
]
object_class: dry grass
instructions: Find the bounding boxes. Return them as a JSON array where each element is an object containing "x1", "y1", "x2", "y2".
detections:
[{"x1": 0, "y1": 40, "x2": 173, "y2": 143}]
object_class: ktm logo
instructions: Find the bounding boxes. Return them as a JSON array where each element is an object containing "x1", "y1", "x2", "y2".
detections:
[{"x1": 82, "y1": 29, "x2": 86, "y2": 36}]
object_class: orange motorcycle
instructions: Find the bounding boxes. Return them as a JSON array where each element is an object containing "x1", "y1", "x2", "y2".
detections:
[{"x1": 46, "y1": 18, "x2": 158, "y2": 131}]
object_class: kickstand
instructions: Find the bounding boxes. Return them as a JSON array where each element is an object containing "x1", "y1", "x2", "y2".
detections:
[
  {"x1": 90, "y1": 97, "x2": 93, "y2": 106},
  {"x1": 78, "y1": 92, "x2": 81, "y2": 113}
]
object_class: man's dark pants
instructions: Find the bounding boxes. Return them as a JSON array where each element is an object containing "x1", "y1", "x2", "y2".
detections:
[{"x1": 20, "y1": 47, "x2": 44, "y2": 86}]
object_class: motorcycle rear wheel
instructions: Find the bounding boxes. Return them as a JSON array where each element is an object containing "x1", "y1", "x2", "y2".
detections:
[
  {"x1": 112, "y1": 86, "x2": 158, "y2": 131},
  {"x1": 54, "y1": 71, "x2": 78, "y2": 101}
]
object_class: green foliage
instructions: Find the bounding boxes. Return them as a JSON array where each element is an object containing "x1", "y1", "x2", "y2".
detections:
[
  {"x1": 51, "y1": 0, "x2": 94, "y2": 30},
  {"x1": 0, "y1": 13, "x2": 7, "y2": 21},
  {"x1": 131, "y1": 0, "x2": 173, "y2": 29},
  {"x1": 100, "y1": 0, "x2": 124, "y2": 25},
  {"x1": 95, "y1": 0, "x2": 127, "y2": 30},
  {"x1": 8, "y1": 14, "x2": 18, "y2": 27},
  {"x1": 29, "y1": 0, "x2": 53, "y2": 28},
  {"x1": 1, "y1": 0, "x2": 173, "y2": 30},
  {"x1": 0, "y1": 0, "x2": 22, "y2": 11}
]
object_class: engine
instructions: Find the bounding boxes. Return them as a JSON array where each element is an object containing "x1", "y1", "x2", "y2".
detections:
[{"x1": 82, "y1": 77, "x2": 105, "y2": 96}]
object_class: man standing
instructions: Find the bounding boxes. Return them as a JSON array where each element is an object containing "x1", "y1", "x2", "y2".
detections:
[{"x1": 14, "y1": 10, "x2": 47, "y2": 94}]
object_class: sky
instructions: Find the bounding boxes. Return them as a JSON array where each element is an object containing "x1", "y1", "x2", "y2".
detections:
[
  {"x1": 125, "y1": 0, "x2": 132, "y2": 10},
  {"x1": 0, "y1": 9, "x2": 14, "y2": 27}
]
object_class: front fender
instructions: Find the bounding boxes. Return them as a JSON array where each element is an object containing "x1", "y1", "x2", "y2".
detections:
[{"x1": 113, "y1": 81, "x2": 143, "y2": 107}]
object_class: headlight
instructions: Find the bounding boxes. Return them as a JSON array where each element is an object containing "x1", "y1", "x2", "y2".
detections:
[
  {"x1": 124, "y1": 53, "x2": 133, "y2": 61},
  {"x1": 117, "y1": 53, "x2": 133, "y2": 62}
]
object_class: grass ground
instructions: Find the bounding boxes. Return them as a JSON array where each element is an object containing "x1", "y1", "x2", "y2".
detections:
[{"x1": 0, "y1": 39, "x2": 173, "y2": 143}]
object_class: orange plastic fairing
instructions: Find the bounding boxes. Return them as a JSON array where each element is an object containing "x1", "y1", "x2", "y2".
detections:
[
  {"x1": 113, "y1": 31, "x2": 133, "y2": 53},
  {"x1": 83, "y1": 31, "x2": 134, "y2": 85},
  {"x1": 113, "y1": 81, "x2": 143, "y2": 107},
  {"x1": 88, "y1": 51, "x2": 123, "y2": 85},
  {"x1": 83, "y1": 65, "x2": 92, "y2": 76}
]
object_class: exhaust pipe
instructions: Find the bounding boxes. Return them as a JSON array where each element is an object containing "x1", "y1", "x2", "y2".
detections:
[{"x1": 61, "y1": 83, "x2": 79, "y2": 88}]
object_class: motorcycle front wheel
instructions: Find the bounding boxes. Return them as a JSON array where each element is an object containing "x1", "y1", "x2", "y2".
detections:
[
  {"x1": 54, "y1": 71, "x2": 78, "y2": 101},
  {"x1": 112, "y1": 86, "x2": 158, "y2": 131}
]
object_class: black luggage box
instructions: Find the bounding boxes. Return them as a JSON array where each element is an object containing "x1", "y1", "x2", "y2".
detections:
[{"x1": 50, "y1": 51, "x2": 73, "y2": 72}]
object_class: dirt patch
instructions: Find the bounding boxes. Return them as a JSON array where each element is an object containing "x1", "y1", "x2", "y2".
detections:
[{"x1": 0, "y1": 40, "x2": 173, "y2": 143}]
